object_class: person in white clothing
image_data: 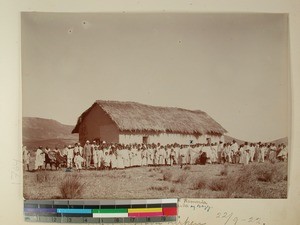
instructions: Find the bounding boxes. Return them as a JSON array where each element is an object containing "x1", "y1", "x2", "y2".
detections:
[
  {"x1": 277, "y1": 144, "x2": 288, "y2": 161},
  {"x1": 123, "y1": 147, "x2": 130, "y2": 168},
  {"x1": 110, "y1": 151, "x2": 117, "y2": 169},
  {"x1": 154, "y1": 149, "x2": 159, "y2": 166},
  {"x1": 136, "y1": 148, "x2": 142, "y2": 166},
  {"x1": 66, "y1": 145, "x2": 74, "y2": 168},
  {"x1": 74, "y1": 152, "x2": 85, "y2": 171},
  {"x1": 131, "y1": 147, "x2": 138, "y2": 166},
  {"x1": 210, "y1": 143, "x2": 218, "y2": 164},
  {"x1": 104, "y1": 151, "x2": 111, "y2": 170},
  {"x1": 165, "y1": 146, "x2": 171, "y2": 166},
  {"x1": 260, "y1": 144, "x2": 267, "y2": 163},
  {"x1": 147, "y1": 147, "x2": 154, "y2": 166},
  {"x1": 141, "y1": 147, "x2": 148, "y2": 166},
  {"x1": 35, "y1": 146, "x2": 44, "y2": 171},
  {"x1": 240, "y1": 143, "x2": 250, "y2": 165},
  {"x1": 174, "y1": 144, "x2": 180, "y2": 165},
  {"x1": 268, "y1": 143, "x2": 277, "y2": 162},
  {"x1": 249, "y1": 143, "x2": 255, "y2": 162},
  {"x1": 23, "y1": 146, "x2": 30, "y2": 171},
  {"x1": 74, "y1": 143, "x2": 79, "y2": 155},
  {"x1": 178, "y1": 145, "x2": 187, "y2": 168},
  {"x1": 116, "y1": 148, "x2": 125, "y2": 169},
  {"x1": 96, "y1": 147, "x2": 104, "y2": 169},
  {"x1": 159, "y1": 146, "x2": 166, "y2": 165},
  {"x1": 93, "y1": 145, "x2": 98, "y2": 168},
  {"x1": 78, "y1": 143, "x2": 83, "y2": 156},
  {"x1": 231, "y1": 140, "x2": 239, "y2": 164}
]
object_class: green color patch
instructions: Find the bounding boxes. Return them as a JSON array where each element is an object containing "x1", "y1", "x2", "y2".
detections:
[{"x1": 92, "y1": 208, "x2": 128, "y2": 213}]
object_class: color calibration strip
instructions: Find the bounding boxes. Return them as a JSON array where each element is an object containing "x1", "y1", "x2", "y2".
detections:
[{"x1": 24, "y1": 199, "x2": 177, "y2": 223}]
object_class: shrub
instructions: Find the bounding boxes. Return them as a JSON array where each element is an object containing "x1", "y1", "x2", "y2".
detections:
[
  {"x1": 149, "y1": 173, "x2": 155, "y2": 177},
  {"x1": 208, "y1": 179, "x2": 228, "y2": 191},
  {"x1": 148, "y1": 186, "x2": 169, "y2": 191},
  {"x1": 183, "y1": 165, "x2": 191, "y2": 170},
  {"x1": 169, "y1": 186, "x2": 176, "y2": 193},
  {"x1": 191, "y1": 177, "x2": 207, "y2": 190},
  {"x1": 162, "y1": 170, "x2": 173, "y2": 181},
  {"x1": 152, "y1": 167, "x2": 162, "y2": 172},
  {"x1": 257, "y1": 170, "x2": 274, "y2": 182},
  {"x1": 224, "y1": 162, "x2": 288, "y2": 198},
  {"x1": 251, "y1": 162, "x2": 287, "y2": 183},
  {"x1": 220, "y1": 165, "x2": 228, "y2": 176},
  {"x1": 173, "y1": 172, "x2": 188, "y2": 183},
  {"x1": 59, "y1": 174, "x2": 85, "y2": 199}
]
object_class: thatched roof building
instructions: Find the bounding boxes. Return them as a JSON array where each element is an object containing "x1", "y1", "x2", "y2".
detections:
[{"x1": 72, "y1": 100, "x2": 227, "y2": 144}]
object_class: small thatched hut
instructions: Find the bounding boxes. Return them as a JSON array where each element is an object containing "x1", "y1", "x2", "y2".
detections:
[{"x1": 72, "y1": 100, "x2": 227, "y2": 145}]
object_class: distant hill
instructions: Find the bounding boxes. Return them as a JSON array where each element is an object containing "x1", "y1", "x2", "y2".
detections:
[
  {"x1": 270, "y1": 137, "x2": 288, "y2": 146},
  {"x1": 224, "y1": 134, "x2": 288, "y2": 145},
  {"x1": 23, "y1": 117, "x2": 78, "y2": 149},
  {"x1": 224, "y1": 135, "x2": 245, "y2": 145}
]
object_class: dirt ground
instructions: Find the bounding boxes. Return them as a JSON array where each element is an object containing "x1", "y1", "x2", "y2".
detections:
[{"x1": 23, "y1": 161, "x2": 287, "y2": 200}]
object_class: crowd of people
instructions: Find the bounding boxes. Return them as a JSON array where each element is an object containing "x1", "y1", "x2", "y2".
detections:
[{"x1": 22, "y1": 140, "x2": 288, "y2": 172}]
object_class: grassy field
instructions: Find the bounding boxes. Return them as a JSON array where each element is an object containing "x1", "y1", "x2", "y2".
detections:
[{"x1": 23, "y1": 161, "x2": 287, "y2": 200}]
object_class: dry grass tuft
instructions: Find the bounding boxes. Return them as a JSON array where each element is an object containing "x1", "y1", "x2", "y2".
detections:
[
  {"x1": 253, "y1": 162, "x2": 286, "y2": 183},
  {"x1": 191, "y1": 177, "x2": 207, "y2": 190},
  {"x1": 149, "y1": 167, "x2": 162, "y2": 172},
  {"x1": 35, "y1": 171, "x2": 55, "y2": 184},
  {"x1": 225, "y1": 162, "x2": 288, "y2": 198},
  {"x1": 173, "y1": 172, "x2": 188, "y2": 183},
  {"x1": 148, "y1": 173, "x2": 155, "y2": 177},
  {"x1": 183, "y1": 165, "x2": 191, "y2": 170},
  {"x1": 59, "y1": 174, "x2": 85, "y2": 199},
  {"x1": 220, "y1": 165, "x2": 228, "y2": 176},
  {"x1": 162, "y1": 170, "x2": 173, "y2": 181},
  {"x1": 169, "y1": 186, "x2": 176, "y2": 193},
  {"x1": 36, "y1": 172, "x2": 49, "y2": 183},
  {"x1": 208, "y1": 179, "x2": 228, "y2": 191},
  {"x1": 148, "y1": 186, "x2": 169, "y2": 191}
]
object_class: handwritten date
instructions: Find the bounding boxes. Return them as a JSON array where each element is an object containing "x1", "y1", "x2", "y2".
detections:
[{"x1": 216, "y1": 212, "x2": 265, "y2": 225}]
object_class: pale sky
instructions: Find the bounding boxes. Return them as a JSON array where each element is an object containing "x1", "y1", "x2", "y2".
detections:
[{"x1": 21, "y1": 13, "x2": 289, "y2": 142}]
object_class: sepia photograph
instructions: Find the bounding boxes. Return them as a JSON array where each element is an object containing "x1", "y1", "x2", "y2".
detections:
[{"x1": 22, "y1": 12, "x2": 289, "y2": 200}]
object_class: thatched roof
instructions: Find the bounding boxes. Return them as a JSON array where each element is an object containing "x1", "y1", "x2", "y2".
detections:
[{"x1": 72, "y1": 100, "x2": 227, "y2": 135}]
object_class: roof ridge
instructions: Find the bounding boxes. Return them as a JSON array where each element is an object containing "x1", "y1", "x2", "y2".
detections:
[{"x1": 95, "y1": 99, "x2": 206, "y2": 114}]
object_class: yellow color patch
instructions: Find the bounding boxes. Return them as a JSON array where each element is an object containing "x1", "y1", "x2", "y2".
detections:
[{"x1": 128, "y1": 208, "x2": 162, "y2": 213}]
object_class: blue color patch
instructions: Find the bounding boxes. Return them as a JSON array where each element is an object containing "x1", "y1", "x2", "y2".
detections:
[{"x1": 57, "y1": 208, "x2": 92, "y2": 214}]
